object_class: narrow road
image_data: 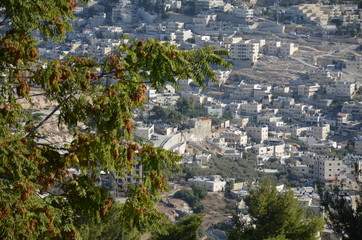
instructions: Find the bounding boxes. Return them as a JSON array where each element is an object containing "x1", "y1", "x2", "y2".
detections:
[{"x1": 291, "y1": 56, "x2": 318, "y2": 68}]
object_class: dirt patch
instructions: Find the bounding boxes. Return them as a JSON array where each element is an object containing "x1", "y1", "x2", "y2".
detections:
[{"x1": 201, "y1": 192, "x2": 237, "y2": 230}]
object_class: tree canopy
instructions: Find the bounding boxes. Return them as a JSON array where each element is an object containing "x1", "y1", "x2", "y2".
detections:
[
  {"x1": 319, "y1": 185, "x2": 362, "y2": 239},
  {"x1": 0, "y1": 0, "x2": 231, "y2": 239},
  {"x1": 176, "y1": 97, "x2": 208, "y2": 119},
  {"x1": 227, "y1": 179, "x2": 324, "y2": 240},
  {"x1": 151, "y1": 214, "x2": 203, "y2": 240},
  {"x1": 173, "y1": 187, "x2": 205, "y2": 213}
]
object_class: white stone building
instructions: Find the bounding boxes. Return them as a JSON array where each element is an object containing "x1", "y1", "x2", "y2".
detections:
[
  {"x1": 246, "y1": 126, "x2": 268, "y2": 143},
  {"x1": 240, "y1": 102, "x2": 262, "y2": 115},
  {"x1": 221, "y1": 130, "x2": 248, "y2": 147},
  {"x1": 188, "y1": 175, "x2": 226, "y2": 192},
  {"x1": 297, "y1": 83, "x2": 320, "y2": 98},
  {"x1": 326, "y1": 81, "x2": 358, "y2": 99},
  {"x1": 308, "y1": 155, "x2": 347, "y2": 183},
  {"x1": 309, "y1": 124, "x2": 330, "y2": 140},
  {"x1": 230, "y1": 40, "x2": 260, "y2": 63}
]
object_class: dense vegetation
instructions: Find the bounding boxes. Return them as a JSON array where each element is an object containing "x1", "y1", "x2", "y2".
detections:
[
  {"x1": 175, "y1": 97, "x2": 208, "y2": 119},
  {"x1": 319, "y1": 184, "x2": 362, "y2": 239},
  {"x1": 151, "y1": 214, "x2": 204, "y2": 240},
  {"x1": 181, "y1": 153, "x2": 259, "y2": 182},
  {"x1": 0, "y1": 0, "x2": 231, "y2": 238},
  {"x1": 149, "y1": 97, "x2": 208, "y2": 128},
  {"x1": 173, "y1": 185, "x2": 208, "y2": 213},
  {"x1": 227, "y1": 180, "x2": 324, "y2": 240}
]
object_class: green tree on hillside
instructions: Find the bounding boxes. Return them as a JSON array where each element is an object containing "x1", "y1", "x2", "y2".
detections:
[
  {"x1": 150, "y1": 105, "x2": 185, "y2": 126},
  {"x1": 79, "y1": 203, "x2": 142, "y2": 240},
  {"x1": 0, "y1": 0, "x2": 231, "y2": 239},
  {"x1": 176, "y1": 97, "x2": 208, "y2": 118},
  {"x1": 151, "y1": 214, "x2": 203, "y2": 240},
  {"x1": 227, "y1": 180, "x2": 324, "y2": 240},
  {"x1": 191, "y1": 184, "x2": 208, "y2": 200},
  {"x1": 173, "y1": 186, "x2": 207, "y2": 213},
  {"x1": 319, "y1": 184, "x2": 362, "y2": 239}
]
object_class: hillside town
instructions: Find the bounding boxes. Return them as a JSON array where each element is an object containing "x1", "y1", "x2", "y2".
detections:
[{"x1": 22, "y1": 0, "x2": 362, "y2": 239}]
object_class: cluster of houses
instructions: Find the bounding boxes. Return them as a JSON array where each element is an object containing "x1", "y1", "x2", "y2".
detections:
[
  {"x1": 288, "y1": 3, "x2": 362, "y2": 31},
  {"x1": 36, "y1": 0, "x2": 303, "y2": 66},
  {"x1": 127, "y1": 65, "x2": 362, "y2": 193}
]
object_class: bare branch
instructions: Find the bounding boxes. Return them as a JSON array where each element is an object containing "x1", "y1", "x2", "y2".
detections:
[
  {"x1": 36, "y1": 143, "x2": 68, "y2": 151},
  {"x1": 25, "y1": 104, "x2": 61, "y2": 138}
]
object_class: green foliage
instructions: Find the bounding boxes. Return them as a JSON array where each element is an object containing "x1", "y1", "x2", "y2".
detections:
[
  {"x1": 0, "y1": 0, "x2": 231, "y2": 238},
  {"x1": 138, "y1": 0, "x2": 166, "y2": 14},
  {"x1": 79, "y1": 203, "x2": 143, "y2": 240},
  {"x1": 151, "y1": 214, "x2": 203, "y2": 240},
  {"x1": 319, "y1": 185, "x2": 362, "y2": 239},
  {"x1": 327, "y1": 100, "x2": 343, "y2": 114},
  {"x1": 173, "y1": 187, "x2": 205, "y2": 213},
  {"x1": 182, "y1": 153, "x2": 259, "y2": 182},
  {"x1": 150, "y1": 105, "x2": 185, "y2": 126},
  {"x1": 227, "y1": 179, "x2": 324, "y2": 240},
  {"x1": 149, "y1": 97, "x2": 209, "y2": 128},
  {"x1": 191, "y1": 184, "x2": 208, "y2": 200},
  {"x1": 176, "y1": 97, "x2": 208, "y2": 119},
  {"x1": 225, "y1": 181, "x2": 235, "y2": 193}
]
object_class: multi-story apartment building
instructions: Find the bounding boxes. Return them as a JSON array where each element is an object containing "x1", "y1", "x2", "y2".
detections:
[
  {"x1": 232, "y1": 6, "x2": 253, "y2": 20},
  {"x1": 295, "y1": 4, "x2": 329, "y2": 26},
  {"x1": 253, "y1": 140, "x2": 285, "y2": 157},
  {"x1": 278, "y1": 124, "x2": 309, "y2": 138},
  {"x1": 304, "y1": 112, "x2": 324, "y2": 124},
  {"x1": 192, "y1": 14, "x2": 217, "y2": 29},
  {"x1": 112, "y1": 0, "x2": 135, "y2": 24},
  {"x1": 207, "y1": 103, "x2": 227, "y2": 117},
  {"x1": 254, "y1": 87, "x2": 272, "y2": 101},
  {"x1": 342, "y1": 102, "x2": 362, "y2": 119},
  {"x1": 326, "y1": 81, "x2": 358, "y2": 99},
  {"x1": 287, "y1": 103, "x2": 307, "y2": 115},
  {"x1": 240, "y1": 102, "x2": 262, "y2": 115},
  {"x1": 97, "y1": 164, "x2": 143, "y2": 196},
  {"x1": 166, "y1": 21, "x2": 184, "y2": 32},
  {"x1": 195, "y1": 0, "x2": 224, "y2": 13},
  {"x1": 175, "y1": 29, "x2": 193, "y2": 42},
  {"x1": 190, "y1": 118, "x2": 212, "y2": 139},
  {"x1": 222, "y1": 148, "x2": 243, "y2": 160},
  {"x1": 230, "y1": 40, "x2": 260, "y2": 63},
  {"x1": 309, "y1": 69, "x2": 340, "y2": 84},
  {"x1": 267, "y1": 41, "x2": 281, "y2": 55},
  {"x1": 309, "y1": 155, "x2": 347, "y2": 183},
  {"x1": 273, "y1": 86, "x2": 290, "y2": 95},
  {"x1": 257, "y1": 115, "x2": 283, "y2": 125},
  {"x1": 297, "y1": 83, "x2": 320, "y2": 98},
  {"x1": 345, "y1": 57, "x2": 362, "y2": 71},
  {"x1": 221, "y1": 130, "x2": 248, "y2": 148},
  {"x1": 280, "y1": 43, "x2": 298, "y2": 56},
  {"x1": 310, "y1": 124, "x2": 330, "y2": 140},
  {"x1": 134, "y1": 122, "x2": 154, "y2": 140},
  {"x1": 246, "y1": 126, "x2": 268, "y2": 143}
]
